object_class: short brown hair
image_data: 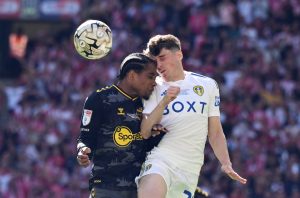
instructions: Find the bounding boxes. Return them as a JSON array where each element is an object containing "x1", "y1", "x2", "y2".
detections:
[{"x1": 145, "y1": 34, "x2": 181, "y2": 56}]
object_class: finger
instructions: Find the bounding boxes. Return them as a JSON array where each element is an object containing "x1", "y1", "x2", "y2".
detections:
[
  {"x1": 228, "y1": 172, "x2": 247, "y2": 184},
  {"x1": 78, "y1": 156, "x2": 89, "y2": 162},
  {"x1": 82, "y1": 147, "x2": 91, "y2": 154},
  {"x1": 80, "y1": 160, "x2": 91, "y2": 167},
  {"x1": 77, "y1": 156, "x2": 90, "y2": 163},
  {"x1": 153, "y1": 131, "x2": 160, "y2": 136},
  {"x1": 156, "y1": 126, "x2": 163, "y2": 131},
  {"x1": 77, "y1": 154, "x2": 89, "y2": 160}
]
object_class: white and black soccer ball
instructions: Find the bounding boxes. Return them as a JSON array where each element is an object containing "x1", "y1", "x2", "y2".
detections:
[{"x1": 74, "y1": 20, "x2": 112, "y2": 60}]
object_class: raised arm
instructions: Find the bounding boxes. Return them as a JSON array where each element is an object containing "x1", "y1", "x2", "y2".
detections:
[{"x1": 141, "y1": 86, "x2": 180, "y2": 139}]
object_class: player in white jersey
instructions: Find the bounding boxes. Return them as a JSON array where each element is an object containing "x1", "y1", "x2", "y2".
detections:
[{"x1": 136, "y1": 34, "x2": 247, "y2": 198}]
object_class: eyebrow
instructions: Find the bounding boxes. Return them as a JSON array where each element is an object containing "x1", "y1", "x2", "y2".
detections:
[{"x1": 157, "y1": 54, "x2": 166, "y2": 58}]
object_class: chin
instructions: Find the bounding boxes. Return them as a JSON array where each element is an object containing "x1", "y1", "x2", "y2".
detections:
[{"x1": 142, "y1": 95, "x2": 150, "y2": 100}]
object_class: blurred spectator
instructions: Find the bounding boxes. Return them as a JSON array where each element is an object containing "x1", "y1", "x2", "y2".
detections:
[{"x1": 0, "y1": 0, "x2": 299, "y2": 197}]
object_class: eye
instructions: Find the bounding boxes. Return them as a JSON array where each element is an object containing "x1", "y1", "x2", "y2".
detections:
[{"x1": 148, "y1": 75, "x2": 156, "y2": 80}]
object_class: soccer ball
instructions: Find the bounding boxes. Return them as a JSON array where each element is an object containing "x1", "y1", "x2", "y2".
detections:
[{"x1": 74, "y1": 20, "x2": 112, "y2": 59}]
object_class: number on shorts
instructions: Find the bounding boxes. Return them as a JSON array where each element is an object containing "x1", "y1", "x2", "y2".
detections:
[{"x1": 183, "y1": 190, "x2": 192, "y2": 198}]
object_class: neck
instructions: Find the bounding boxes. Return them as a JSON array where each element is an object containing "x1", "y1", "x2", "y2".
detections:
[
  {"x1": 166, "y1": 68, "x2": 185, "y2": 82},
  {"x1": 117, "y1": 80, "x2": 137, "y2": 98}
]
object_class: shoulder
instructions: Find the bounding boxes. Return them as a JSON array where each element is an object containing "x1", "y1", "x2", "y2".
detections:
[
  {"x1": 188, "y1": 72, "x2": 219, "y2": 88},
  {"x1": 95, "y1": 85, "x2": 115, "y2": 96},
  {"x1": 85, "y1": 85, "x2": 114, "y2": 104}
]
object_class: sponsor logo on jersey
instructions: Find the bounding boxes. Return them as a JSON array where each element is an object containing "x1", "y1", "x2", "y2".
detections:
[
  {"x1": 163, "y1": 101, "x2": 207, "y2": 115},
  {"x1": 161, "y1": 90, "x2": 167, "y2": 96},
  {"x1": 94, "y1": 179, "x2": 102, "y2": 183},
  {"x1": 82, "y1": 109, "x2": 92, "y2": 126},
  {"x1": 215, "y1": 96, "x2": 220, "y2": 106},
  {"x1": 127, "y1": 113, "x2": 140, "y2": 120},
  {"x1": 117, "y1": 107, "x2": 125, "y2": 115},
  {"x1": 193, "y1": 85, "x2": 204, "y2": 96},
  {"x1": 161, "y1": 89, "x2": 189, "y2": 96},
  {"x1": 80, "y1": 128, "x2": 90, "y2": 132},
  {"x1": 113, "y1": 126, "x2": 143, "y2": 147}
]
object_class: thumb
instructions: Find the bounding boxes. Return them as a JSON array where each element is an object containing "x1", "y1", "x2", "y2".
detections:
[{"x1": 82, "y1": 147, "x2": 91, "y2": 154}]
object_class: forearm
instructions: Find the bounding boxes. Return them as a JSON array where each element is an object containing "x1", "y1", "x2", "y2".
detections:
[
  {"x1": 77, "y1": 133, "x2": 95, "y2": 152},
  {"x1": 141, "y1": 99, "x2": 168, "y2": 139},
  {"x1": 209, "y1": 131, "x2": 232, "y2": 166}
]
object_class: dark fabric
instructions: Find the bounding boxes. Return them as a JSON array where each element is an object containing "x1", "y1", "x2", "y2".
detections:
[
  {"x1": 78, "y1": 85, "x2": 162, "y2": 191},
  {"x1": 89, "y1": 187, "x2": 137, "y2": 198}
]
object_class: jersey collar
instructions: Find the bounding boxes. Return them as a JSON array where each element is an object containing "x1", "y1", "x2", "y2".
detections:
[{"x1": 113, "y1": 84, "x2": 138, "y2": 101}]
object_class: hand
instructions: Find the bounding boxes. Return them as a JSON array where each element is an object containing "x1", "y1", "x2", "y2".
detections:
[
  {"x1": 221, "y1": 164, "x2": 247, "y2": 184},
  {"x1": 163, "y1": 86, "x2": 180, "y2": 105},
  {"x1": 151, "y1": 124, "x2": 168, "y2": 137},
  {"x1": 77, "y1": 147, "x2": 91, "y2": 167}
]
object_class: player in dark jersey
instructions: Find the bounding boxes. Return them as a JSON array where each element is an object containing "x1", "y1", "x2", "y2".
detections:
[{"x1": 76, "y1": 53, "x2": 163, "y2": 198}]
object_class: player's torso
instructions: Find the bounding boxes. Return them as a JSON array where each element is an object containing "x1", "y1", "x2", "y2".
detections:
[
  {"x1": 155, "y1": 73, "x2": 212, "y2": 131},
  {"x1": 92, "y1": 85, "x2": 145, "y2": 189},
  {"x1": 150, "y1": 72, "x2": 214, "y2": 173}
]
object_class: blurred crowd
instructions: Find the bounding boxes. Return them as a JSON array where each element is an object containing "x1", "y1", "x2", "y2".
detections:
[{"x1": 0, "y1": 0, "x2": 300, "y2": 197}]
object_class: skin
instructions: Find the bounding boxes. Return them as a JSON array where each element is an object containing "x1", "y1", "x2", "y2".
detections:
[
  {"x1": 156, "y1": 48, "x2": 184, "y2": 82},
  {"x1": 138, "y1": 48, "x2": 246, "y2": 198}
]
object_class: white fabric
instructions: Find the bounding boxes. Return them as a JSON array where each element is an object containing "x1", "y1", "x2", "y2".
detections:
[
  {"x1": 135, "y1": 150, "x2": 199, "y2": 198},
  {"x1": 143, "y1": 71, "x2": 220, "y2": 175}
]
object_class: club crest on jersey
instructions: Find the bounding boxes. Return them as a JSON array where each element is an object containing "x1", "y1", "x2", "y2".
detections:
[
  {"x1": 193, "y1": 86, "x2": 204, "y2": 96},
  {"x1": 82, "y1": 109, "x2": 93, "y2": 126},
  {"x1": 117, "y1": 107, "x2": 125, "y2": 115}
]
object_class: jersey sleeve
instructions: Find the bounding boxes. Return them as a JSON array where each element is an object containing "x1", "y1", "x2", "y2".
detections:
[
  {"x1": 77, "y1": 91, "x2": 103, "y2": 152},
  {"x1": 208, "y1": 79, "x2": 221, "y2": 117},
  {"x1": 142, "y1": 88, "x2": 159, "y2": 114}
]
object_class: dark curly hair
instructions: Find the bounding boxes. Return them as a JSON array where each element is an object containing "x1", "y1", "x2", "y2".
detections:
[{"x1": 118, "y1": 53, "x2": 156, "y2": 80}]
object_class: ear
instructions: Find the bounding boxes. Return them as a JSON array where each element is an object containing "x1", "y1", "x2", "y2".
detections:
[
  {"x1": 176, "y1": 50, "x2": 183, "y2": 61},
  {"x1": 127, "y1": 70, "x2": 137, "y2": 81}
]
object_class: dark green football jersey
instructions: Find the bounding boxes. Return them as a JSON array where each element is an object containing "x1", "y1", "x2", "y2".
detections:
[{"x1": 78, "y1": 84, "x2": 162, "y2": 191}]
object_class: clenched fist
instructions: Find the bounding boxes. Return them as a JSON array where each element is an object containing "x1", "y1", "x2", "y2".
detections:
[
  {"x1": 77, "y1": 147, "x2": 91, "y2": 167},
  {"x1": 162, "y1": 86, "x2": 180, "y2": 105}
]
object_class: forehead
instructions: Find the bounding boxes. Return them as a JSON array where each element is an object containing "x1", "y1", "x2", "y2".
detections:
[
  {"x1": 157, "y1": 48, "x2": 174, "y2": 58},
  {"x1": 141, "y1": 63, "x2": 158, "y2": 74}
]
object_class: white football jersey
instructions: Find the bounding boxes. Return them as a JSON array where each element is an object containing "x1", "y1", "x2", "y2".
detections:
[{"x1": 143, "y1": 71, "x2": 220, "y2": 174}]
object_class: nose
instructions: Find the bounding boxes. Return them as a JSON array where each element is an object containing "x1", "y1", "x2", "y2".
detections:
[{"x1": 157, "y1": 62, "x2": 163, "y2": 71}]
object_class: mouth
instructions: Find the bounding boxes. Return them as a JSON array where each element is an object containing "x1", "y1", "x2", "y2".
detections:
[{"x1": 159, "y1": 70, "x2": 166, "y2": 76}]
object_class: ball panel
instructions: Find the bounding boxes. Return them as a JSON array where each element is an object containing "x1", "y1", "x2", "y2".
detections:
[{"x1": 74, "y1": 20, "x2": 112, "y2": 60}]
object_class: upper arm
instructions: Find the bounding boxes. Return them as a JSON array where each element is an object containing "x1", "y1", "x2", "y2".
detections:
[
  {"x1": 208, "y1": 79, "x2": 222, "y2": 139},
  {"x1": 208, "y1": 79, "x2": 220, "y2": 117},
  {"x1": 78, "y1": 92, "x2": 103, "y2": 150}
]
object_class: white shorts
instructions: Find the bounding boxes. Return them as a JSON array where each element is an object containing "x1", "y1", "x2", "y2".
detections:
[{"x1": 135, "y1": 151, "x2": 199, "y2": 198}]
